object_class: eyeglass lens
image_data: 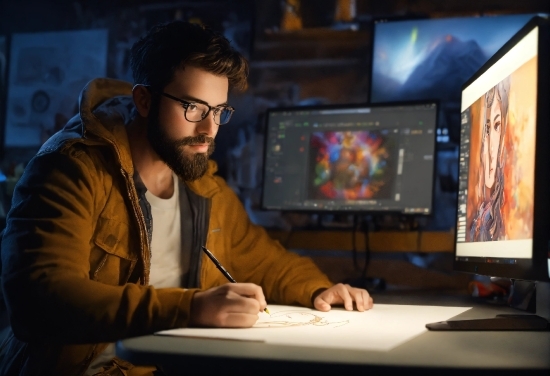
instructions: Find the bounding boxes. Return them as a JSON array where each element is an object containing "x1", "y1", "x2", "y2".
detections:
[{"x1": 185, "y1": 103, "x2": 233, "y2": 125}]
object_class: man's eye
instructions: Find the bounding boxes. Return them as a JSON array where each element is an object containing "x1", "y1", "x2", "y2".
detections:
[
  {"x1": 186, "y1": 103, "x2": 199, "y2": 111},
  {"x1": 494, "y1": 121, "x2": 501, "y2": 132}
]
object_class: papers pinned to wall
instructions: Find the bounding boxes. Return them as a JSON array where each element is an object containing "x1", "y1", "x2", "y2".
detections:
[{"x1": 4, "y1": 29, "x2": 108, "y2": 147}]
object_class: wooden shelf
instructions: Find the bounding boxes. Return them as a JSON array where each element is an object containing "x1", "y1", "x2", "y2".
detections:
[
  {"x1": 252, "y1": 28, "x2": 369, "y2": 61},
  {"x1": 250, "y1": 58, "x2": 361, "y2": 68},
  {"x1": 267, "y1": 229, "x2": 455, "y2": 253},
  {"x1": 259, "y1": 28, "x2": 369, "y2": 42}
]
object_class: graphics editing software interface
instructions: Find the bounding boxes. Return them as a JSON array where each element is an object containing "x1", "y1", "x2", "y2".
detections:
[{"x1": 262, "y1": 103, "x2": 437, "y2": 214}]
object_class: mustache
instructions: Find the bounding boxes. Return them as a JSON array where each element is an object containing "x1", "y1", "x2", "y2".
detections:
[{"x1": 174, "y1": 134, "x2": 215, "y2": 147}]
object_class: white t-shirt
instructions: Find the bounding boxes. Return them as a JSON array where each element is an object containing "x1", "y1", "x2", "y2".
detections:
[{"x1": 146, "y1": 174, "x2": 182, "y2": 288}]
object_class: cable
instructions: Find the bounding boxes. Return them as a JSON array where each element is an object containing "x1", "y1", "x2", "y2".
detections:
[
  {"x1": 352, "y1": 214, "x2": 360, "y2": 271},
  {"x1": 417, "y1": 227, "x2": 422, "y2": 252},
  {"x1": 361, "y1": 215, "x2": 371, "y2": 279},
  {"x1": 282, "y1": 226, "x2": 295, "y2": 249}
]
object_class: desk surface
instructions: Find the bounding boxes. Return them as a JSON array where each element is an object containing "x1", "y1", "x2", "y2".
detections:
[{"x1": 116, "y1": 291, "x2": 550, "y2": 375}]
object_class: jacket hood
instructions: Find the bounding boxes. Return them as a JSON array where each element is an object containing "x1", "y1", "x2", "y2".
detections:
[{"x1": 79, "y1": 78, "x2": 135, "y2": 174}]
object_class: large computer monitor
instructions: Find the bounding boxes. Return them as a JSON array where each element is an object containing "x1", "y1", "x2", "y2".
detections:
[
  {"x1": 429, "y1": 16, "x2": 550, "y2": 331},
  {"x1": 261, "y1": 102, "x2": 438, "y2": 215}
]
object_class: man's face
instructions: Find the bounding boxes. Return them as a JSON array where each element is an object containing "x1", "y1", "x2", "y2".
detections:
[
  {"x1": 147, "y1": 66, "x2": 229, "y2": 181},
  {"x1": 483, "y1": 97, "x2": 502, "y2": 189}
]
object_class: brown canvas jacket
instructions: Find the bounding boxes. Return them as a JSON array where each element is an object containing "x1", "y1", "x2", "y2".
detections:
[{"x1": 0, "y1": 78, "x2": 333, "y2": 375}]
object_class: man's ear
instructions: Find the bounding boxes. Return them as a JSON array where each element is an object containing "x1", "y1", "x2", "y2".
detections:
[{"x1": 132, "y1": 84, "x2": 152, "y2": 118}]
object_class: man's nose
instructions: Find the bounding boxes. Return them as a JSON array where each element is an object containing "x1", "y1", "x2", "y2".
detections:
[{"x1": 196, "y1": 112, "x2": 217, "y2": 137}]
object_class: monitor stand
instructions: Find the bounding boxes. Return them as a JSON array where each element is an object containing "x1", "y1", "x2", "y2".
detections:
[{"x1": 426, "y1": 281, "x2": 550, "y2": 331}]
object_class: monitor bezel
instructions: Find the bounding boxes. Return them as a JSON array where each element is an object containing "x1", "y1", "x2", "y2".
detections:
[
  {"x1": 454, "y1": 16, "x2": 550, "y2": 282},
  {"x1": 260, "y1": 100, "x2": 439, "y2": 216}
]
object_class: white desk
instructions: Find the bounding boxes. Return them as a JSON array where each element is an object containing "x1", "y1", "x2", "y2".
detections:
[{"x1": 116, "y1": 291, "x2": 550, "y2": 375}]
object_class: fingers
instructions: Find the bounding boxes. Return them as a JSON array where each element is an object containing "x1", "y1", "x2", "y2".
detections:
[
  {"x1": 314, "y1": 296, "x2": 331, "y2": 312},
  {"x1": 209, "y1": 291, "x2": 261, "y2": 327},
  {"x1": 351, "y1": 288, "x2": 372, "y2": 312},
  {"x1": 313, "y1": 283, "x2": 373, "y2": 312},
  {"x1": 338, "y1": 284, "x2": 354, "y2": 310},
  {"x1": 366, "y1": 291, "x2": 374, "y2": 310},
  {"x1": 313, "y1": 283, "x2": 346, "y2": 311},
  {"x1": 352, "y1": 287, "x2": 365, "y2": 311},
  {"x1": 219, "y1": 289, "x2": 262, "y2": 311},
  {"x1": 222, "y1": 312, "x2": 260, "y2": 328},
  {"x1": 223, "y1": 283, "x2": 267, "y2": 312},
  {"x1": 190, "y1": 283, "x2": 266, "y2": 328},
  {"x1": 343, "y1": 284, "x2": 373, "y2": 311}
]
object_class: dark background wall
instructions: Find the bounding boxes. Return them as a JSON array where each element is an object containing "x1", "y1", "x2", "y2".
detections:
[{"x1": 0, "y1": 0, "x2": 548, "y2": 290}]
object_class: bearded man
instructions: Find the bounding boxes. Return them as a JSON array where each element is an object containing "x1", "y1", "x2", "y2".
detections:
[{"x1": 0, "y1": 21, "x2": 372, "y2": 375}]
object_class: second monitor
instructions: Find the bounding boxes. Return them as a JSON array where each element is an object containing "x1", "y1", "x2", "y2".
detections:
[{"x1": 262, "y1": 102, "x2": 438, "y2": 214}]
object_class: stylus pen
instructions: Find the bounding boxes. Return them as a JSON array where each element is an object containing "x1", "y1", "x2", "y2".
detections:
[{"x1": 201, "y1": 246, "x2": 270, "y2": 314}]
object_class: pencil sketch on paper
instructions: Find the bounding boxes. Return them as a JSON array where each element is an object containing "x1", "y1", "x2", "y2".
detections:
[{"x1": 254, "y1": 310, "x2": 349, "y2": 328}]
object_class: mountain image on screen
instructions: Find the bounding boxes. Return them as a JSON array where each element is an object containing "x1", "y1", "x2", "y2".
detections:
[{"x1": 399, "y1": 36, "x2": 487, "y2": 102}]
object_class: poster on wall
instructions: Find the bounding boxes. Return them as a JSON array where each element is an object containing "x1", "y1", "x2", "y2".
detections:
[{"x1": 4, "y1": 29, "x2": 108, "y2": 147}]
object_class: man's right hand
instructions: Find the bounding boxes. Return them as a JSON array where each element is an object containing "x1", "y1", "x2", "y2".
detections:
[{"x1": 189, "y1": 283, "x2": 267, "y2": 328}]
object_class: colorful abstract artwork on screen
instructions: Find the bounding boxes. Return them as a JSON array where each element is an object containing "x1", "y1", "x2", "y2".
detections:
[{"x1": 308, "y1": 130, "x2": 395, "y2": 201}]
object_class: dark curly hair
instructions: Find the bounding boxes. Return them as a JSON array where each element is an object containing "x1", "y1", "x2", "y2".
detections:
[{"x1": 130, "y1": 21, "x2": 248, "y2": 92}]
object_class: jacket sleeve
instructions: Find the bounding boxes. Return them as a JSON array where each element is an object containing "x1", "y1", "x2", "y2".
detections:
[
  {"x1": 0, "y1": 147, "x2": 197, "y2": 344},
  {"x1": 209, "y1": 177, "x2": 333, "y2": 308}
]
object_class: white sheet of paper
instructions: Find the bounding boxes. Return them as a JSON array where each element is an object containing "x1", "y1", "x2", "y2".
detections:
[{"x1": 156, "y1": 304, "x2": 471, "y2": 351}]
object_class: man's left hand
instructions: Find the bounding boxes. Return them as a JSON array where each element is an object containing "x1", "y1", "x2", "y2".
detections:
[{"x1": 313, "y1": 283, "x2": 373, "y2": 312}]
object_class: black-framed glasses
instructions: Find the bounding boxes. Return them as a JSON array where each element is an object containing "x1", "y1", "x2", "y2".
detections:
[{"x1": 161, "y1": 92, "x2": 235, "y2": 126}]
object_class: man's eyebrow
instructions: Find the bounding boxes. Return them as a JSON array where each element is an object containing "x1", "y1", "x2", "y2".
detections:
[
  {"x1": 179, "y1": 95, "x2": 228, "y2": 107},
  {"x1": 494, "y1": 114, "x2": 501, "y2": 123}
]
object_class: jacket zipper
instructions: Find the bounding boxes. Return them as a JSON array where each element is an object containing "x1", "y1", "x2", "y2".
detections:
[
  {"x1": 121, "y1": 168, "x2": 150, "y2": 285},
  {"x1": 92, "y1": 254, "x2": 109, "y2": 280},
  {"x1": 188, "y1": 189, "x2": 211, "y2": 288}
]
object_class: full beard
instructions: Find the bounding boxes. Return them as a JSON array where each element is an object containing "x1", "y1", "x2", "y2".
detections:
[{"x1": 147, "y1": 103, "x2": 215, "y2": 181}]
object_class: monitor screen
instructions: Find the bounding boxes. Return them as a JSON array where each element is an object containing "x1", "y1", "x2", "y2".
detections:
[
  {"x1": 371, "y1": 14, "x2": 538, "y2": 104},
  {"x1": 455, "y1": 16, "x2": 550, "y2": 281},
  {"x1": 261, "y1": 102, "x2": 437, "y2": 214}
]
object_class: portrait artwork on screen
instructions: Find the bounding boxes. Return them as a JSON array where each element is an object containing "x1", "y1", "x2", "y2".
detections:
[
  {"x1": 307, "y1": 130, "x2": 395, "y2": 201},
  {"x1": 466, "y1": 57, "x2": 537, "y2": 242}
]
